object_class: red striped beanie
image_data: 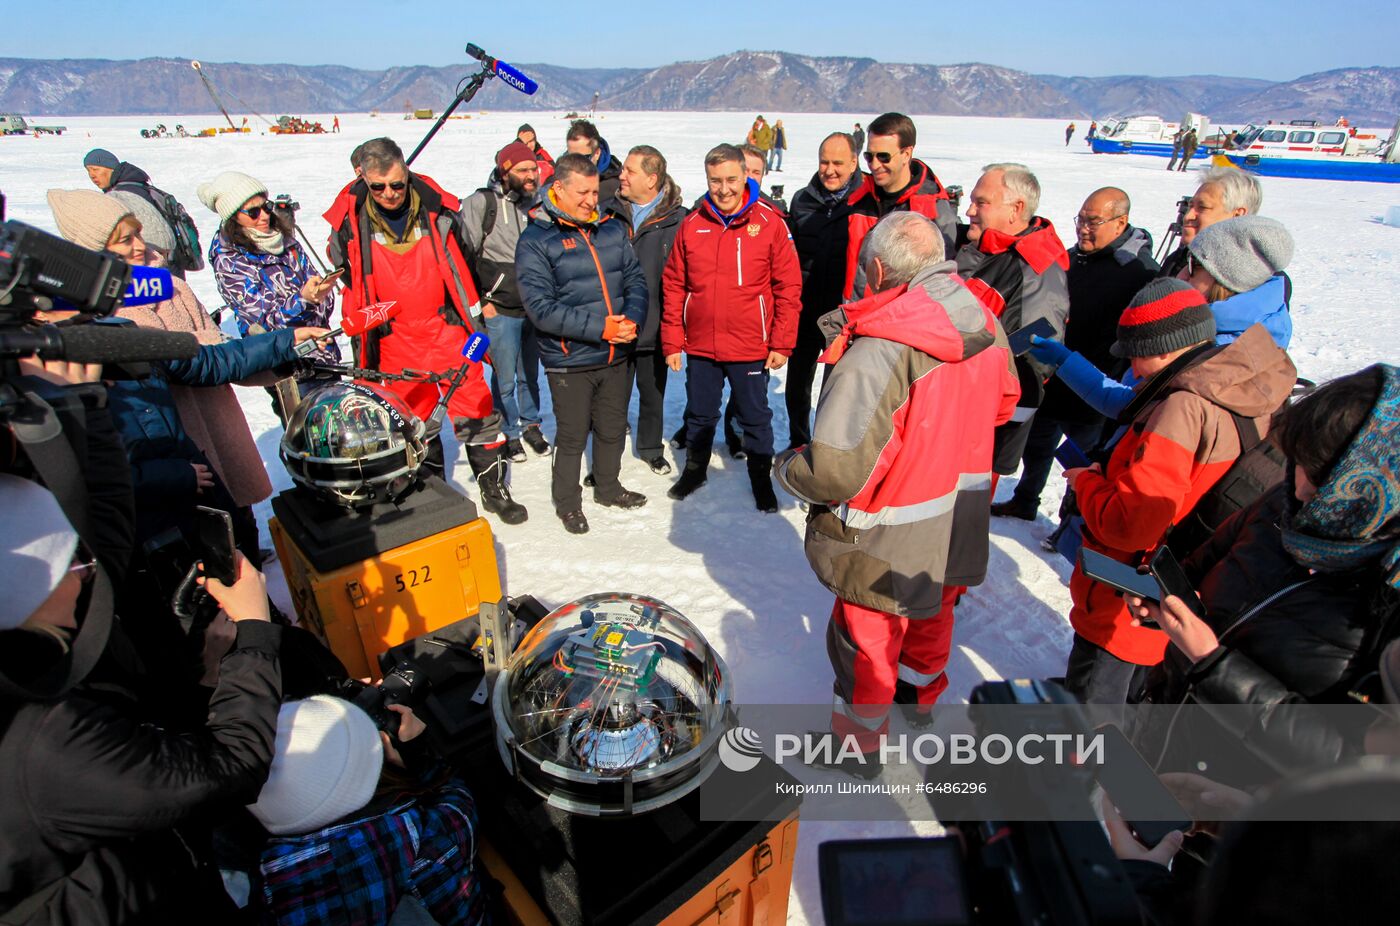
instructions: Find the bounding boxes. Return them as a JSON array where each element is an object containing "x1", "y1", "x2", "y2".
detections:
[{"x1": 1111, "y1": 278, "x2": 1215, "y2": 358}]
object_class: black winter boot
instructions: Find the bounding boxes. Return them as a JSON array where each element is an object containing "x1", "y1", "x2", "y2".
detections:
[
  {"x1": 467, "y1": 445, "x2": 528, "y2": 525},
  {"x1": 668, "y1": 448, "x2": 711, "y2": 500},
  {"x1": 747, "y1": 454, "x2": 778, "y2": 513}
]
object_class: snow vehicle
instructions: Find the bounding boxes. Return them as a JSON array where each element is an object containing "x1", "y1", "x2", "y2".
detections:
[
  {"x1": 270, "y1": 115, "x2": 327, "y2": 135},
  {"x1": 0, "y1": 113, "x2": 66, "y2": 136},
  {"x1": 1211, "y1": 117, "x2": 1400, "y2": 182},
  {"x1": 1090, "y1": 113, "x2": 1209, "y2": 157}
]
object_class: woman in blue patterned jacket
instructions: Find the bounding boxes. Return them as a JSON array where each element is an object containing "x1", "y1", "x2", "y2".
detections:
[{"x1": 201, "y1": 171, "x2": 340, "y2": 409}]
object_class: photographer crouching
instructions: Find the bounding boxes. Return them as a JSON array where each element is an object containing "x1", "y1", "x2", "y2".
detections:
[{"x1": 0, "y1": 478, "x2": 283, "y2": 924}]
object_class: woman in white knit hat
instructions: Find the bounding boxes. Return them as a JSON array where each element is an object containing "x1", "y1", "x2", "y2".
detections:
[
  {"x1": 201, "y1": 171, "x2": 340, "y2": 417},
  {"x1": 46, "y1": 187, "x2": 278, "y2": 563}
]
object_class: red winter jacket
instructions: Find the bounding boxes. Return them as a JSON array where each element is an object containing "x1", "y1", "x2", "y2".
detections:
[
  {"x1": 843, "y1": 159, "x2": 958, "y2": 299},
  {"x1": 660, "y1": 181, "x2": 802, "y2": 362}
]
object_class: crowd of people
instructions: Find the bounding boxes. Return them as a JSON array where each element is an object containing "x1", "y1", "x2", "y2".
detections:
[{"x1": 2, "y1": 109, "x2": 1397, "y2": 925}]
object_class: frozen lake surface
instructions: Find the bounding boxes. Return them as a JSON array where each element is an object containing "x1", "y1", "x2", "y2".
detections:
[{"x1": 4, "y1": 110, "x2": 1399, "y2": 923}]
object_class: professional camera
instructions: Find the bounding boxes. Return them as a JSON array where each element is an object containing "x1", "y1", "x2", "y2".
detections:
[
  {"x1": 271, "y1": 194, "x2": 300, "y2": 219},
  {"x1": 0, "y1": 192, "x2": 131, "y2": 324},
  {"x1": 335, "y1": 658, "x2": 428, "y2": 740},
  {"x1": 1155, "y1": 194, "x2": 1193, "y2": 264},
  {"x1": 769, "y1": 184, "x2": 784, "y2": 200}
]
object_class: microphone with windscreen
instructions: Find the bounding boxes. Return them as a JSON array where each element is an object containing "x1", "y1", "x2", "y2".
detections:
[
  {"x1": 3, "y1": 320, "x2": 199, "y2": 364},
  {"x1": 465, "y1": 44, "x2": 538, "y2": 96},
  {"x1": 294, "y1": 300, "x2": 400, "y2": 357}
]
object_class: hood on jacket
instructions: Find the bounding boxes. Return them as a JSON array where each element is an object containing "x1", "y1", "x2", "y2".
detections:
[
  {"x1": 1170, "y1": 322, "x2": 1297, "y2": 419},
  {"x1": 975, "y1": 217, "x2": 1071, "y2": 274},
  {"x1": 538, "y1": 186, "x2": 603, "y2": 228},
  {"x1": 700, "y1": 178, "x2": 761, "y2": 226},
  {"x1": 848, "y1": 159, "x2": 948, "y2": 209},
  {"x1": 605, "y1": 176, "x2": 684, "y2": 229},
  {"x1": 109, "y1": 161, "x2": 152, "y2": 187},
  {"x1": 825, "y1": 260, "x2": 996, "y2": 366},
  {"x1": 1210, "y1": 274, "x2": 1291, "y2": 347},
  {"x1": 1071, "y1": 224, "x2": 1154, "y2": 267},
  {"x1": 322, "y1": 172, "x2": 460, "y2": 231}
]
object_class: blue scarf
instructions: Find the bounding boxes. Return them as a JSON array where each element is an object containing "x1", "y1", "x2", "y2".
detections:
[{"x1": 1282, "y1": 364, "x2": 1400, "y2": 586}]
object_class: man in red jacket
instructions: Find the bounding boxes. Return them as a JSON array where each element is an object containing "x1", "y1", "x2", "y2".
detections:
[
  {"x1": 842, "y1": 112, "x2": 958, "y2": 300},
  {"x1": 662, "y1": 143, "x2": 802, "y2": 511},
  {"x1": 325, "y1": 137, "x2": 525, "y2": 524},
  {"x1": 776, "y1": 212, "x2": 1019, "y2": 760}
]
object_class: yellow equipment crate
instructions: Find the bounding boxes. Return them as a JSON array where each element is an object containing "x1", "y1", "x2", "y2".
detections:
[{"x1": 269, "y1": 478, "x2": 502, "y2": 681}]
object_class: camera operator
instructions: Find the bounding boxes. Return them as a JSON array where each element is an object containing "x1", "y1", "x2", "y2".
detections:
[
  {"x1": 49, "y1": 188, "x2": 278, "y2": 570},
  {"x1": 0, "y1": 479, "x2": 282, "y2": 925},
  {"x1": 201, "y1": 171, "x2": 339, "y2": 414}
]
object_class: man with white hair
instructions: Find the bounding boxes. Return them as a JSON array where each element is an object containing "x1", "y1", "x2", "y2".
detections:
[
  {"x1": 1158, "y1": 167, "x2": 1264, "y2": 279},
  {"x1": 955, "y1": 162, "x2": 1070, "y2": 481},
  {"x1": 776, "y1": 212, "x2": 1020, "y2": 763}
]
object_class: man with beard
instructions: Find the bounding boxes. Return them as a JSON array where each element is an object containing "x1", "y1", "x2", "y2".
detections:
[
  {"x1": 786, "y1": 131, "x2": 862, "y2": 448},
  {"x1": 604, "y1": 144, "x2": 688, "y2": 475},
  {"x1": 462, "y1": 141, "x2": 551, "y2": 462}
]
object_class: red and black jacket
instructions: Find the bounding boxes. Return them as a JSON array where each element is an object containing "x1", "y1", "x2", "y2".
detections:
[{"x1": 842, "y1": 159, "x2": 957, "y2": 299}]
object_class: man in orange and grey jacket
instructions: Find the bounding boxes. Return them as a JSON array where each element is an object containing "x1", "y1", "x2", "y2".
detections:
[
  {"x1": 776, "y1": 212, "x2": 1020, "y2": 756},
  {"x1": 1061, "y1": 279, "x2": 1295, "y2": 704}
]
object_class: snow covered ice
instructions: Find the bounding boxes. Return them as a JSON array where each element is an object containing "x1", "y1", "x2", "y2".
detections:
[{"x1": 5, "y1": 110, "x2": 1398, "y2": 923}]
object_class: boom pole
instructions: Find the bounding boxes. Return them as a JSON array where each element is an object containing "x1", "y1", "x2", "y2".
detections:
[{"x1": 191, "y1": 61, "x2": 237, "y2": 131}]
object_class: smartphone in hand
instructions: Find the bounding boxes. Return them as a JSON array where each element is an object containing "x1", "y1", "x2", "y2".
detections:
[
  {"x1": 1055, "y1": 437, "x2": 1092, "y2": 470},
  {"x1": 1079, "y1": 549, "x2": 1159, "y2": 602},
  {"x1": 1148, "y1": 546, "x2": 1208, "y2": 618},
  {"x1": 1006, "y1": 317, "x2": 1056, "y2": 356},
  {"x1": 194, "y1": 505, "x2": 237, "y2": 586}
]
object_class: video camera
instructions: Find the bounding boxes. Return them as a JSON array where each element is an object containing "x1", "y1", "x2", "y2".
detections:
[
  {"x1": 946, "y1": 184, "x2": 965, "y2": 214},
  {"x1": 0, "y1": 194, "x2": 131, "y2": 326},
  {"x1": 1155, "y1": 194, "x2": 1193, "y2": 263},
  {"x1": 818, "y1": 679, "x2": 1147, "y2": 926}
]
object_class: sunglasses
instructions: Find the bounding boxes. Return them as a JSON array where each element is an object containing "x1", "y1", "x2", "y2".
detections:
[
  {"x1": 240, "y1": 202, "x2": 276, "y2": 220},
  {"x1": 862, "y1": 151, "x2": 896, "y2": 166},
  {"x1": 368, "y1": 180, "x2": 408, "y2": 193}
]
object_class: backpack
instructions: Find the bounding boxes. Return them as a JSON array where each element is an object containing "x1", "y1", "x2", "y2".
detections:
[
  {"x1": 1164, "y1": 410, "x2": 1288, "y2": 558},
  {"x1": 147, "y1": 185, "x2": 204, "y2": 273}
]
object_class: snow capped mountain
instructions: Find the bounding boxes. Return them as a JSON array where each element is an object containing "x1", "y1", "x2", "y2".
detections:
[{"x1": 1, "y1": 53, "x2": 1396, "y2": 124}]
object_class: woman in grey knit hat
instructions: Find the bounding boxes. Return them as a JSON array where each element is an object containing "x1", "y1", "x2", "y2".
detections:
[{"x1": 1182, "y1": 214, "x2": 1294, "y2": 349}]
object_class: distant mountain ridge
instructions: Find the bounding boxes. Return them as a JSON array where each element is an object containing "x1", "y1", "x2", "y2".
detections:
[{"x1": 1, "y1": 52, "x2": 1396, "y2": 124}]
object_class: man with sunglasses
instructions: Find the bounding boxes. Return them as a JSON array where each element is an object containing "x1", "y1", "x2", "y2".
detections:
[
  {"x1": 842, "y1": 112, "x2": 958, "y2": 300},
  {"x1": 992, "y1": 187, "x2": 1157, "y2": 521},
  {"x1": 325, "y1": 137, "x2": 527, "y2": 525}
]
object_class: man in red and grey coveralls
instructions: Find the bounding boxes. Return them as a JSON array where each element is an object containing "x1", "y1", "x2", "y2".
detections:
[{"x1": 776, "y1": 212, "x2": 1019, "y2": 754}]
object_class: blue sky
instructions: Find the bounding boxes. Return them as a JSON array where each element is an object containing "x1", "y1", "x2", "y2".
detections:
[{"x1": 1, "y1": 1, "x2": 1394, "y2": 81}]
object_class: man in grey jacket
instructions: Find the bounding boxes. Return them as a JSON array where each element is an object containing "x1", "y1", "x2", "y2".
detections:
[{"x1": 461, "y1": 141, "x2": 550, "y2": 460}]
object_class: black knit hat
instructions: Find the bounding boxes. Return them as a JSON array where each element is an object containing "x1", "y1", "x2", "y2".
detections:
[{"x1": 1111, "y1": 278, "x2": 1216, "y2": 358}]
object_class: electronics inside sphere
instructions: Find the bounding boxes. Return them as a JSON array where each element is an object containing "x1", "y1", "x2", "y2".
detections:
[{"x1": 492, "y1": 593, "x2": 733, "y2": 816}]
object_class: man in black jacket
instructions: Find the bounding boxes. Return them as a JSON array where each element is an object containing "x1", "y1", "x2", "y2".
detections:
[
  {"x1": 565, "y1": 119, "x2": 623, "y2": 204},
  {"x1": 786, "y1": 131, "x2": 862, "y2": 448},
  {"x1": 605, "y1": 145, "x2": 687, "y2": 475},
  {"x1": 994, "y1": 187, "x2": 1157, "y2": 519},
  {"x1": 0, "y1": 476, "x2": 282, "y2": 925},
  {"x1": 955, "y1": 162, "x2": 1070, "y2": 479}
]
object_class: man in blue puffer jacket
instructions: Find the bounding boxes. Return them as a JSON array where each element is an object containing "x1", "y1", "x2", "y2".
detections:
[{"x1": 516, "y1": 153, "x2": 649, "y2": 534}]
